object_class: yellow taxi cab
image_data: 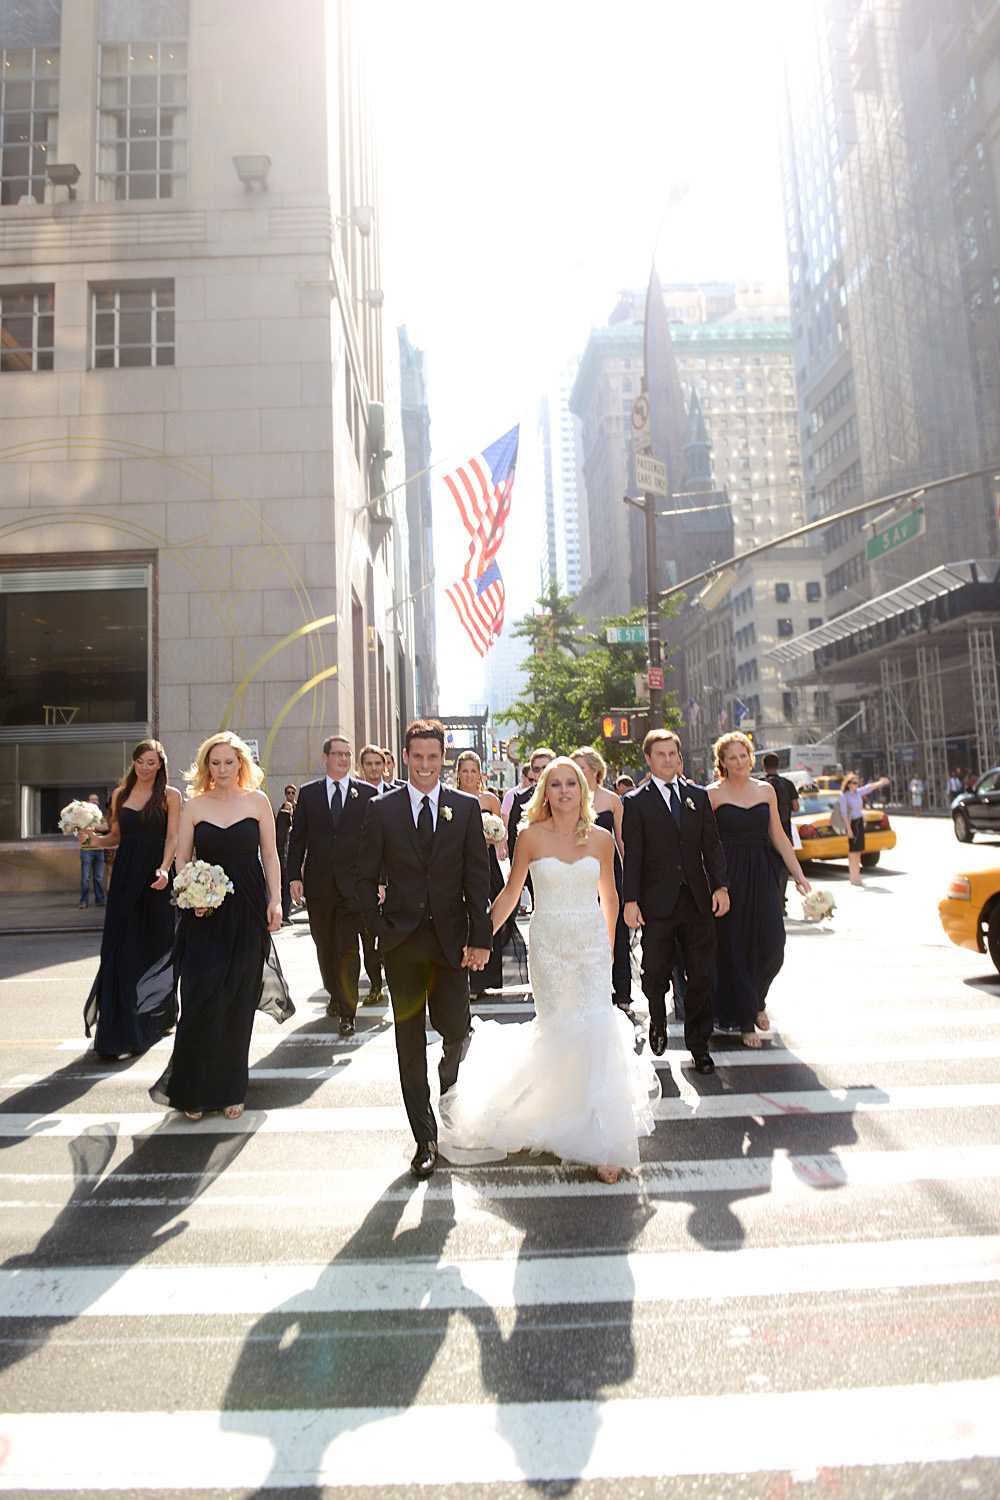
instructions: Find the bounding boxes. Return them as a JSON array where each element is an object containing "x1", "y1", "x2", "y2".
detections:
[
  {"x1": 792, "y1": 790, "x2": 897, "y2": 868},
  {"x1": 938, "y1": 866, "x2": 1000, "y2": 972}
]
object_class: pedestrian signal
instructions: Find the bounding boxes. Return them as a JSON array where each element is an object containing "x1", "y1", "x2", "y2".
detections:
[{"x1": 601, "y1": 714, "x2": 632, "y2": 742}]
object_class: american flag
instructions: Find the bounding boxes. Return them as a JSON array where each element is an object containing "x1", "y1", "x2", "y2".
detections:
[{"x1": 443, "y1": 426, "x2": 519, "y2": 657}]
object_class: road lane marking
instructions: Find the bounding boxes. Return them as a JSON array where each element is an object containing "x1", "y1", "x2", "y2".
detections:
[
  {"x1": 0, "y1": 1379, "x2": 998, "y2": 1487},
  {"x1": 1, "y1": 1084, "x2": 999, "y2": 1137},
  {"x1": 2, "y1": 1235, "x2": 1000, "y2": 1318}
]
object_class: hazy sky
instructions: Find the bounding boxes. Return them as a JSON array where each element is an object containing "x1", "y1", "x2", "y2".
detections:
[{"x1": 373, "y1": 0, "x2": 803, "y2": 711}]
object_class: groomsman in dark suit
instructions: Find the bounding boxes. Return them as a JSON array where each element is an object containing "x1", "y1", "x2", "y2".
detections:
[
  {"x1": 358, "y1": 719, "x2": 492, "y2": 1178},
  {"x1": 622, "y1": 727, "x2": 729, "y2": 1074},
  {"x1": 287, "y1": 735, "x2": 378, "y2": 1035},
  {"x1": 357, "y1": 743, "x2": 390, "y2": 1004},
  {"x1": 380, "y1": 748, "x2": 406, "y2": 794}
]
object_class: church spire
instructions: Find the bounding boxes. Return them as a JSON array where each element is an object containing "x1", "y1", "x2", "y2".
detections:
[{"x1": 682, "y1": 389, "x2": 712, "y2": 492}]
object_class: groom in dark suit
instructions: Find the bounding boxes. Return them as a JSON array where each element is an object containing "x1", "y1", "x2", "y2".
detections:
[
  {"x1": 622, "y1": 727, "x2": 729, "y2": 1074},
  {"x1": 358, "y1": 719, "x2": 492, "y2": 1178},
  {"x1": 287, "y1": 735, "x2": 378, "y2": 1036}
]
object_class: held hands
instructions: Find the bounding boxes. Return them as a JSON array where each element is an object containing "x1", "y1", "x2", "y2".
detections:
[
  {"x1": 289, "y1": 880, "x2": 304, "y2": 906},
  {"x1": 462, "y1": 945, "x2": 491, "y2": 972},
  {"x1": 623, "y1": 900, "x2": 643, "y2": 930},
  {"x1": 712, "y1": 888, "x2": 730, "y2": 917}
]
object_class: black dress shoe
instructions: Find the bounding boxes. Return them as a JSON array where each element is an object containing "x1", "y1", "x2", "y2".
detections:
[
  {"x1": 362, "y1": 986, "x2": 384, "y2": 1007},
  {"x1": 648, "y1": 1023, "x2": 667, "y2": 1056},
  {"x1": 410, "y1": 1140, "x2": 438, "y2": 1177},
  {"x1": 692, "y1": 1052, "x2": 715, "y2": 1075},
  {"x1": 338, "y1": 1016, "x2": 356, "y2": 1036}
]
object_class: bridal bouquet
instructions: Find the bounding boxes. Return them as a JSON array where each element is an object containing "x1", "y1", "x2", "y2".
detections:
[
  {"x1": 481, "y1": 812, "x2": 505, "y2": 846},
  {"x1": 802, "y1": 888, "x2": 836, "y2": 922},
  {"x1": 172, "y1": 860, "x2": 234, "y2": 914},
  {"x1": 59, "y1": 800, "x2": 104, "y2": 841}
]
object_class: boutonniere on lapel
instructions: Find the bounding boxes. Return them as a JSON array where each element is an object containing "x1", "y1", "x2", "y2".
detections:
[
  {"x1": 685, "y1": 797, "x2": 696, "y2": 810},
  {"x1": 440, "y1": 805, "x2": 453, "y2": 822},
  {"x1": 350, "y1": 787, "x2": 358, "y2": 799}
]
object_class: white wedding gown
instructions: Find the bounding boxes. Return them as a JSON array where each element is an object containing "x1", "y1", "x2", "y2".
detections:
[{"x1": 438, "y1": 855, "x2": 660, "y2": 1169}]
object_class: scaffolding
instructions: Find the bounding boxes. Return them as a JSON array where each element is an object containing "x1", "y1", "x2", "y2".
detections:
[
  {"x1": 969, "y1": 623, "x2": 1000, "y2": 774},
  {"x1": 916, "y1": 645, "x2": 948, "y2": 808},
  {"x1": 880, "y1": 656, "x2": 909, "y2": 783}
]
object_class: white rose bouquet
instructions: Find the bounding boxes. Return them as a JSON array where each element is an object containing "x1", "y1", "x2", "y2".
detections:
[
  {"x1": 172, "y1": 859, "x2": 234, "y2": 915},
  {"x1": 481, "y1": 812, "x2": 505, "y2": 846},
  {"x1": 59, "y1": 800, "x2": 104, "y2": 842},
  {"x1": 801, "y1": 888, "x2": 836, "y2": 922}
]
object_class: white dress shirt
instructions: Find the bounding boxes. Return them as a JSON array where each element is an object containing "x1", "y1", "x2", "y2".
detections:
[
  {"x1": 407, "y1": 780, "x2": 440, "y2": 829},
  {"x1": 325, "y1": 773, "x2": 351, "y2": 808},
  {"x1": 651, "y1": 773, "x2": 683, "y2": 807}
]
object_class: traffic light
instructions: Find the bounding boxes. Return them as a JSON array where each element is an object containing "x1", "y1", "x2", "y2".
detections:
[
  {"x1": 498, "y1": 740, "x2": 507, "y2": 759},
  {"x1": 601, "y1": 713, "x2": 632, "y2": 742}
]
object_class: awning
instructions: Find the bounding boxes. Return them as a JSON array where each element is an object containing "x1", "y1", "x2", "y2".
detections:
[{"x1": 766, "y1": 560, "x2": 1000, "y2": 664}]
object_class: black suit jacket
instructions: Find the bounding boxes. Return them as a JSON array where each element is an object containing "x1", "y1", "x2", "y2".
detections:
[
  {"x1": 357, "y1": 785, "x2": 492, "y2": 968},
  {"x1": 504, "y1": 783, "x2": 535, "y2": 871},
  {"x1": 621, "y1": 777, "x2": 728, "y2": 919},
  {"x1": 286, "y1": 776, "x2": 378, "y2": 910}
]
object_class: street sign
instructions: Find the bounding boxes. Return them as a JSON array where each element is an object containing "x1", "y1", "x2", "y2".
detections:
[
  {"x1": 630, "y1": 393, "x2": 651, "y2": 454},
  {"x1": 634, "y1": 452, "x2": 668, "y2": 497},
  {"x1": 648, "y1": 666, "x2": 664, "y2": 690},
  {"x1": 606, "y1": 625, "x2": 648, "y2": 644},
  {"x1": 865, "y1": 506, "x2": 925, "y2": 563}
]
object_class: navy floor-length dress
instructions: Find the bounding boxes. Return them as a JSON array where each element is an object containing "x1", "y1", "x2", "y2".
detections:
[
  {"x1": 150, "y1": 817, "x2": 294, "y2": 1113},
  {"x1": 83, "y1": 806, "x2": 176, "y2": 1057},
  {"x1": 711, "y1": 802, "x2": 786, "y2": 1033},
  {"x1": 595, "y1": 807, "x2": 633, "y2": 1008}
]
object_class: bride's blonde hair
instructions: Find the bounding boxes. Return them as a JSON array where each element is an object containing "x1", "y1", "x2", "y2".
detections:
[
  {"x1": 521, "y1": 756, "x2": 594, "y2": 843},
  {"x1": 185, "y1": 731, "x2": 263, "y2": 796}
]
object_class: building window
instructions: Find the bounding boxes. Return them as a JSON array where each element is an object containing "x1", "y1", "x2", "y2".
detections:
[
  {"x1": 808, "y1": 616, "x2": 823, "y2": 630},
  {"x1": 778, "y1": 618, "x2": 795, "y2": 637},
  {"x1": 782, "y1": 691, "x2": 794, "y2": 720},
  {"x1": 97, "y1": 39, "x2": 187, "y2": 200},
  {"x1": 774, "y1": 581, "x2": 791, "y2": 602},
  {"x1": 92, "y1": 282, "x2": 174, "y2": 367},
  {"x1": 0, "y1": 286, "x2": 54, "y2": 371},
  {"x1": 0, "y1": 46, "x2": 59, "y2": 205},
  {"x1": 806, "y1": 580, "x2": 822, "y2": 602}
]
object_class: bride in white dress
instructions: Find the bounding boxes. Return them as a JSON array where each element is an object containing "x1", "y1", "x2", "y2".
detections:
[{"x1": 439, "y1": 757, "x2": 660, "y2": 1183}]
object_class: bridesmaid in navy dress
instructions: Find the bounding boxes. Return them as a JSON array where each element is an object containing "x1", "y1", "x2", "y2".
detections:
[
  {"x1": 456, "y1": 751, "x2": 510, "y2": 998},
  {"x1": 150, "y1": 732, "x2": 294, "y2": 1120},
  {"x1": 81, "y1": 739, "x2": 181, "y2": 1059},
  {"x1": 707, "y1": 732, "x2": 810, "y2": 1048}
]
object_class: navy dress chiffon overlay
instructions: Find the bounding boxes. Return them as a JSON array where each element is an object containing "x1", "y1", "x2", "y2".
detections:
[
  {"x1": 150, "y1": 816, "x2": 294, "y2": 1113},
  {"x1": 711, "y1": 801, "x2": 786, "y2": 1033},
  {"x1": 83, "y1": 805, "x2": 176, "y2": 1057}
]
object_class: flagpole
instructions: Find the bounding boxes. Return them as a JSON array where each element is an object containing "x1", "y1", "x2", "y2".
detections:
[{"x1": 642, "y1": 260, "x2": 663, "y2": 731}]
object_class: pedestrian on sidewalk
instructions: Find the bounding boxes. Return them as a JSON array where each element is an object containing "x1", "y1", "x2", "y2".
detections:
[{"x1": 78, "y1": 793, "x2": 107, "y2": 909}]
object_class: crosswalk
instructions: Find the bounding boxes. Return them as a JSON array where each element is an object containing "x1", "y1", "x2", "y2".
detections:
[{"x1": 1, "y1": 911, "x2": 999, "y2": 1495}]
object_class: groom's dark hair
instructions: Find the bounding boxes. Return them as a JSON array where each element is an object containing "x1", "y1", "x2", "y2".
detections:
[{"x1": 405, "y1": 718, "x2": 445, "y2": 752}]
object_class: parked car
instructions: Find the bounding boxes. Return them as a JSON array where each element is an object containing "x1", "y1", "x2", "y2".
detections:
[
  {"x1": 951, "y1": 768, "x2": 1000, "y2": 842},
  {"x1": 792, "y1": 791, "x2": 897, "y2": 868},
  {"x1": 938, "y1": 865, "x2": 1000, "y2": 972}
]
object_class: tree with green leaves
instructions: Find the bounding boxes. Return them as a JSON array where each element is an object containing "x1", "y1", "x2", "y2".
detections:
[{"x1": 496, "y1": 584, "x2": 680, "y2": 772}]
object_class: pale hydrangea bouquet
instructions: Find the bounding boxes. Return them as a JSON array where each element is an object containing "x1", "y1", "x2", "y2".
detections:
[
  {"x1": 172, "y1": 859, "x2": 234, "y2": 914},
  {"x1": 481, "y1": 811, "x2": 505, "y2": 846},
  {"x1": 59, "y1": 800, "x2": 104, "y2": 841},
  {"x1": 801, "y1": 888, "x2": 836, "y2": 922}
]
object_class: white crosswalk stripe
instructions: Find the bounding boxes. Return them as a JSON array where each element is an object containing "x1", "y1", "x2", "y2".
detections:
[{"x1": 2, "y1": 919, "x2": 999, "y2": 1495}]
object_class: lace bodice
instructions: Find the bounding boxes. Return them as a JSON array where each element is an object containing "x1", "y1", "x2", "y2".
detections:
[{"x1": 528, "y1": 855, "x2": 611, "y2": 1020}]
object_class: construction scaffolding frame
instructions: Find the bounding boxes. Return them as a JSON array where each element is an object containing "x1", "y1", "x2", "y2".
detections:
[
  {"x1": 916, "y1": 645, "x2": 948, "y2": 809},
  {"x1": 969, "y1": 623, "x2": 1000, "y2": 774}
]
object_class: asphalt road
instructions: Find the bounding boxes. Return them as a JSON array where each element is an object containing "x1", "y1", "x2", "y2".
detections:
[{"x1": 1, "y1": 815, "x2": 999, "y2": 1498}]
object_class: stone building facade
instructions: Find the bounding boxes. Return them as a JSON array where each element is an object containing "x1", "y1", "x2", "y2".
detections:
[{"x1": 0, "y1": 0, "x2": 411, "y2": 861}]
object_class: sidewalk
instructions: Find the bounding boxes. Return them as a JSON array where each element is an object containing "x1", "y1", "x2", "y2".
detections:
[{"x1": 0, "y1": 893, "x2": 314, "y2": 938}]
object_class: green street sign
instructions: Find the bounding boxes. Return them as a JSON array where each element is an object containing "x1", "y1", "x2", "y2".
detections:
[
  {"x1": 606, "y1": 625, "x2": 648, "y2": 644},
  {"x1": 865, "y1": 506, "x2": 925, "y2": 563}
]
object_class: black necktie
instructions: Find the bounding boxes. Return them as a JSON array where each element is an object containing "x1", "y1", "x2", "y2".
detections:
[
  {"x1": 668, "y1": 781, "x2": 681, "y2": 828},
  {"x1": 330, "y1": 783, "x2": 343, "y2": 830},
  {"x1": 417, "y1": 794, "x2": 434, "y2": 853}
]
